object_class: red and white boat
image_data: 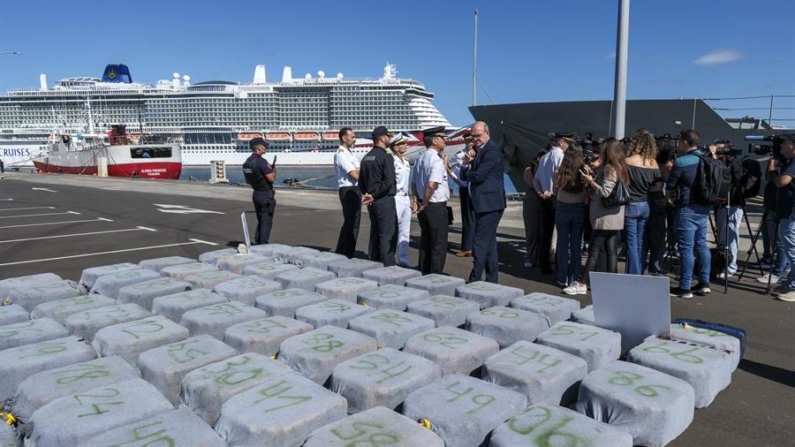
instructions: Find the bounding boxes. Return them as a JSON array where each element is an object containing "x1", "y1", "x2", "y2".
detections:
[{"x1": 33, "y1": 125, "x2": 182, "y2": 179}]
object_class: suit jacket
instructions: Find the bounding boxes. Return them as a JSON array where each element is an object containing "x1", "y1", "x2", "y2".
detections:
[{"x1": 462, "y1": 138, "x2": 506, "y2": 213}]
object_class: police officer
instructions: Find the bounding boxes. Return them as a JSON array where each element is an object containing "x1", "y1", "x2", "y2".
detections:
[
  {"x1": 411, "y1": 126, "x2": 450, "y2": 274},
  {"x1": 360, "y1": 126, "x2": 397, "y2": 266},
  {"x1": 242, "y1": 137, "x2": 277, "y2": 244},
  {"x1": 334, "y1": 127, "x2": 361, "y2": 258}
]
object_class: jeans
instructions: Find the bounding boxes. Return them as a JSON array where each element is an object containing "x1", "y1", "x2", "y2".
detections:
[
  {"x1": 624, "y1": 201, "x2": 650, "y2": 275},
  {"x1": 716, "y1": 206, "x2": 744, "y2": 275},
  {"x1": 555, "y1": 202, "x2": 585, "y2": 286},
  {"x1": 777, "y1": 218, "x2": 795, "y2": 290},
  {"x1": 675, "y1": 206, "x2": 711, "y2": 290}
]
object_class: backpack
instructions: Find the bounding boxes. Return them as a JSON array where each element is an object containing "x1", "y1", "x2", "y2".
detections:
[
  {"x1": 739, "y1": 157, "x2": 762, "y2": 199},
  {"x1": 692, "y1": 154, "x2": 731, "y2": 206}
]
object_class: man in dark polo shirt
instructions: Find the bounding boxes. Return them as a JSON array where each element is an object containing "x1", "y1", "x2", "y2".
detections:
[
  {"x1": 360, "y1": 126, "x2": 397, "y2": 266},
  {"x1": 242, "y1": 137, "x2": 277, "y2": 244}
]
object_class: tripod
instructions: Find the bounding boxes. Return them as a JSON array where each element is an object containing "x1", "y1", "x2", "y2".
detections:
[{"x1": 737, "y1": 210, "x2": 780, "y2": 294}]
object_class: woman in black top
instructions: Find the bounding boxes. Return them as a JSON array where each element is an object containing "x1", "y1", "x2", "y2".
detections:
[{"x1": 624, "y1": 130, "x2": 661, "y2": 275}]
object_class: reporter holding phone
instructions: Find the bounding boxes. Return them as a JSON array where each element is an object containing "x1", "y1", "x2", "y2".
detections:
[{"x1": 242, "y1": 137, "x2": 277, "y2": 244}]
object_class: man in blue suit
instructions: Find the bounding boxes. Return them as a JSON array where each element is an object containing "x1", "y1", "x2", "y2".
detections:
[{"x1": 462, "y1": 121, "x2": 506, "y2": 283}]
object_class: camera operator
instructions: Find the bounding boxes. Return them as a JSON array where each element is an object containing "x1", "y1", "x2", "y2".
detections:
[
  {"x1": 767, "y1": 135, "x2": 795, "y2": 302},
  {"x1": 709, "y1": 140, "x2": 745, "y2": 279}
]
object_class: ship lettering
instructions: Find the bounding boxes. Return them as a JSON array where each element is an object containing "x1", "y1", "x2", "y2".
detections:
[{"x1": 3, "y1": 148, "x2": 31, "y2": 157}]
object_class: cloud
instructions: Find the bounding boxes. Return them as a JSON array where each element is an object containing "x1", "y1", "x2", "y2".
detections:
[
  {"x1": 693, "y1": 49, "x2": 745, "y2": 66},
  {"x1": 605, "y1": 52, "x2": 616, "y2": 60}
]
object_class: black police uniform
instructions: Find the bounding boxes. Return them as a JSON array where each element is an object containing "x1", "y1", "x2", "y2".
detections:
[
  {"x1": 359, "y1": 144, "x2": 397, "y2": 266},
  {"x1": 243, "y1": 151, "x2": 275, "y2": 244}
]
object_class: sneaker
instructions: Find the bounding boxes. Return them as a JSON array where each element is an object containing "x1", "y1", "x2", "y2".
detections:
[
  {"x1": 757, "y1": 273, "x2": 780, "y2": 284},
  {"x1": 776, "y1": 289, "x2": 795, "y2": 302},
  {"x1": 716, "y1": 272, "x2": 734, "y2": 280},
  {"x1": 523, "y1": 259, "x2": 535, "y2": 268},
  {"x1": 670, "y1": 287, "x2": 694, "y2": 299},
  {"x1": 693, "y1": 282, "x2": 711, "y2": 295},
  {"x1": 563, "y1": 282, "x2": 587, "y2": 295}
]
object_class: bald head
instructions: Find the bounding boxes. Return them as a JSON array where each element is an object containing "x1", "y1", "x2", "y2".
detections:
[{"x1": 471, "y1": 121, "x2": 490, "y2": 147}]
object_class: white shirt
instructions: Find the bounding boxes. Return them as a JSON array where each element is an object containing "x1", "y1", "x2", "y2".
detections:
[
  {"x1": 334, "y1": 145, "x2": 360, "y2": 188},
  {"x1": 393, "y1": 153, "x2": 411, "y2": 195},
  {"x1": 448, "y1": 149, "x2": 469, "y2": 188},
  {"x1": 412, "y1": 148, "x2": 450, "y2": 203},
  {"x1": 533, "y1": 146, "x2": 564, "y2": 194}
]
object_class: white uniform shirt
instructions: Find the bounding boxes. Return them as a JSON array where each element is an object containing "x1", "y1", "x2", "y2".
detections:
[
  {"x1": 393, "y1": 153, "x2": 411, "y2": 195},
  {"x1": 533, "y1": 145, "x2": 564, "y2": 194},
  {"x1": 412, "y1": 148, "x2": 450, "y2": 203},
  {"x1": 449, "y1": 149, "x2": 468, "y2": 188},
  {"x1": 334, "y1": 145, "x2": 360, "y2": 188}
]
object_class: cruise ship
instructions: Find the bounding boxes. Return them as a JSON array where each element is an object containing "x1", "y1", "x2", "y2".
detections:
[{"x1": 0, "y1": 63, "x2": 460, "y2": 168}]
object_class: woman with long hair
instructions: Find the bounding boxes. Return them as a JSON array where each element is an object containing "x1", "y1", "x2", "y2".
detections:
[
  {"x1": 553, "y1": 145, "x2": 586, "y2": 288},
  {"x1": 624, "y1": 130, "x2": 661, "y2": 274},
  {"x1": 564, "y1": 138, "x2": 628, "y2": 295}
]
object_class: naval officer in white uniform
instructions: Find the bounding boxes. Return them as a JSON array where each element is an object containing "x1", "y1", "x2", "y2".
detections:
[{"x1": 390, "y1": 134, "x2": 414, "y2": 268}]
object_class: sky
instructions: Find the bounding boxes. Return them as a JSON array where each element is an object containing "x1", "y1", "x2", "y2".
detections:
[{"x1": 1, "y1": 0, "x2": 793, "y2": 128}]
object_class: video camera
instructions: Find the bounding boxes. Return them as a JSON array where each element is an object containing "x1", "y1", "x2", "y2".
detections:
[
  {"x1": 746, "y1": 133, "x2": 795, "y2": 157},
  {"x1": 711, "y1": 139, "x2": 743, "y2": 157},
  {"x1": 580, "y1": 132, "x2": 601, "y2": 165}
]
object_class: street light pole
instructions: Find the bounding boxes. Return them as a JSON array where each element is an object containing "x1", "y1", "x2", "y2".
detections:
[{"x1": 611, "y1": 0, "x2": 630, "y2": 139}]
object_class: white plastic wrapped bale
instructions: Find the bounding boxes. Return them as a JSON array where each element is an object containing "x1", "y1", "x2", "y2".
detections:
[
  {"x1": 293, "y1": 251, "x2": 347, "y2": 270},
  {"x1": 183, "y1": 270, "x2": 241, "y2": 290},
  {"x1": 294, "y1": 299, "x2": 373, "y2": 329},
  {"x1": 402, "y1": 374, "x2": 528, "y2": 447},
  {"x1": 0, "y1": 304, "x2": 29, "y2": 326},
  {"x1": 490, "y1": 403, "x2": 634, "y2": 447},
  {"x1": 117, "y1": 277, "x2": 191, "y2": 311},
  {"x1": 571, "y1": 304, "x2": 597, "y2": 326},
  {"x1": 465, "y1": 306, "x2": 550, "y2": 348},
  {"x1": 576, "y1": 360, "x2": 695, "y2": 447},
  {"x1": 12, "y1": 356, "x2": 139, "y2": 420},
  {"x1": 0, "y1": 336, "x2": 96, "y2": 403},
  {"x1": 224, "y1": 316, "x2": 313, "y2": 357},
  {"x1": 79, "y1": 263, "x2": 139, "y2": 289},
  {"x1": 331, "y1": 348, "x2": 442, "y2": 414},
  {"x1": 64, "y1": 303, "x2": 152, "y2": 342},
  {"x1": 535, "y1": 322, "x2": 622, "y2": 373},
  {"x1": 327, "y1": 258, "x2": 384, "y2": 278},
  {"x1": 138, "y1": 255, "x2": 195, "y2": 273},
  {"x1": 481, "y1": 341, "x2": 588, "y2": 406},
  {"x1": 0, "y1": 318, "x2": 69, "y2": 351},
  {"x1": 255, "y1": 288, "x2": 328, "y2": 318},
  {"x1": 0, "y1": 423, "x2": 15, "y2": 447},
  {"x1": 627, "y1": 335, "x2": 734, "y2": 408},
  {"x1": 277, "y1": 246, "x2": 320, "y2": 264},
  {"x1": 403, "y1": 326, "x2": 499, "y2": 376},
  {"x1": 278, "y1": 325, "x2": 377, "y2": 385},
  {"x1": 161, "y1": 261, "x2": 219, "y2": 280},
  {"x1": 249, "y1": 243, "x2": 291, "y2": 257},
  {"x1": 455, "y1": 281, "x2": 525, "y2": 309},
  {"x1": 181, "y1": 353, "x2": 295, "y2": 425},
  {"x1": 404, "y1": 274, "x2": 466, "y2": 297},
  {"x1": 669, "y1": 322, "x2": 742, "y2": 371},
  {"x1": 90, "y1": 268, "x2": 162, "y2": 299},
  {"x1": 303, "y1": 406, "x2": 445, "y2": 447},
  {"x1": 243, "y1": 260, "x2": 300, "y2": 280},
  {"x1": 91, "y1": 316, "x2": 189, "y2": 366},
  {"x1": 213, "y1": 275, "x2": 282, "y2": 306},
  {"x1": 5, "y1": 279, "x2": 84, "y2": 312},
  {"x1": 151, "y1": 289, "x2": 229, "y2": 323},
  {"x1": 215, "y1": 373, "x2": 347, "y2": 447},
  {"x1": 315, "y1": 277, "x2": 379, "y2": 303},
  {"x1": 180, "y1": 301, "x2": 268, "y2": 340},
  {"x1": 27, "y1": 378, "x2": 173, "y2": 447},
  {"x1": 348, "y1": 309, "x2": 436, "y2": 349},
  {"x1": 30, "y1": 294, "x2": 115, "y2": 325},
  {"x1": 138, "y1": 334, "x2": 237, "y2": 405},
  {"x1": 197, "y1": 247, "x2": 239, "y2": 264},
  {"x1": 362, "y1": 265, "x2": 423, "y2": 286},
  {"x1": 357, "y1": 284, "x2": 429, "y2": 310},
  {"x1": 0, "y1": 273, "x2": 62, "y2": 297},
  {"x1": 78, "y1": 408, "x2": 227, "y2": 447},
  {"x1": 405, "y1": 295, "x2": 480, "y2": 328},
  {"x1": 509, "y1": 292, "x2": 581, "y2": 325},
  {"x1": 262, "y1": 245, "x2": 298, "y2": 263},
  {"x1": 215, "y1": 253, "x2": 268, "y2": 274},
  {"x1": 273, "y1": 266, "x2": 336, "y2": 291}
]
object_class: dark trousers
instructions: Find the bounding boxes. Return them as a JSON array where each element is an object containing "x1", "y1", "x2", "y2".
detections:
[
  {"x1": 252, "y1": 189, "x2": 275, "y2": 245},
  {"x1": 335, "y1": 186, "x2": 362, "y2": 258},
  {"x1": 522, "y1": 190, "x2": 542, "y2": 262},
  {"x1": 368, "y1": 197, "x2": 397, "y2": 266},
  {"x1": 469, "y1": 209, "x2": 504, "y2": 283},
  {"x1": 538, "y1": 197, "x2": 557, "y2": 270},
  {"x1": 460, "y1": 188, "x2": 475, "y2": 251},
  {"x1": 418, "y1": 202, "x2": 449, "y2": 274},
  {"x1": 646, "y1": 204, "x2": 667, "y2": 274},
  {"x1": 581, "y1": 229, "x2": 620, "y2": 282}
]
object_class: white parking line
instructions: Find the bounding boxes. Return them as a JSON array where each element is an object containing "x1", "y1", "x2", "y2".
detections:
[
  {"x1": 0, "y1": 199, "x2": 14, "y2": 201},
  {"x1": 0, "y1": 227, "x2": 154, "y2": 244},
  {"x1": 0, "y1": 240, "x2": 218, "y2": 267},
  {"x1": 0, "y1": 206, "x2": 56, "y2": 212},
  {"x1": 0, "y1": 211, "x2": 81, "y2": 219},
  {"x1": 0, "y1": 218, "x2": 113, "y2": 230}
]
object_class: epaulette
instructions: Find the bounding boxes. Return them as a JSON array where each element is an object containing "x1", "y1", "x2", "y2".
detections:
[
  {"x1": 385, "y1": 149, "x2": 393, "y2": 155},
  {"x1": 338, "y1": 148, "x2": 344, "y2": 153}
]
